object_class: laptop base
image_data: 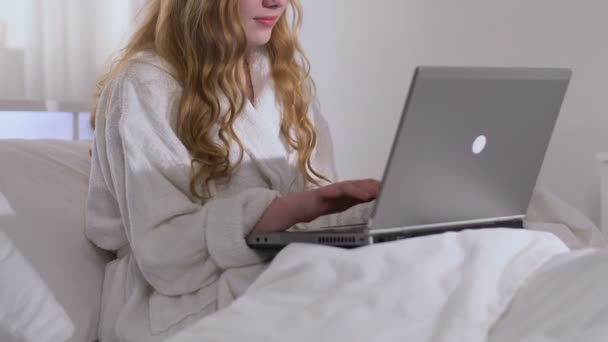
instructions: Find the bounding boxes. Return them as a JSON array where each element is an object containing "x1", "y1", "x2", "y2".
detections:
[{"x1": 247, "y1": 219, "x2": 523, "y2": 252}]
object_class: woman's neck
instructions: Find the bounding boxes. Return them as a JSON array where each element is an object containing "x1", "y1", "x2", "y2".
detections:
[{"x1": 241, "y1": 56, "x2": 255, "y2": 104}]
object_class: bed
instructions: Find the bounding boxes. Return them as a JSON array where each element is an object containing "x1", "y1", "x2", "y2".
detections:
[{"x1": 0, "y1": 139, "x2": 606, "y2": 342}]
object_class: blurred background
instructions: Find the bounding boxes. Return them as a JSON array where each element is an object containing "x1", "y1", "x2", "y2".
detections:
[
  {"x1": 0, "y1": 0, "x2": 146, "y2": 139},
  {"x1": 0, "y1": 0, "x2": 606, "y2": 227}
]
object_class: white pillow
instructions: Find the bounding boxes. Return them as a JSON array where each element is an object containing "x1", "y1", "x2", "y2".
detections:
[
  {"x1": 0, "y1": 229, "x2": 74, "y2": 342},
  {"x1": 0, "y1": 139, "x2": 113, "y2": 342},
  {"x1": 526, "y1": 187, "x2": 607, "y2": 249},
  {"x1": 598, "y1": 153, "x2": 608, "y2": 235}
]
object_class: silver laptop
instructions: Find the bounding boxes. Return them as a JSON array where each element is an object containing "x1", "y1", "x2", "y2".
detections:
[{"x1": 247, "y1": 66, "x2": 571, "y2": 250}]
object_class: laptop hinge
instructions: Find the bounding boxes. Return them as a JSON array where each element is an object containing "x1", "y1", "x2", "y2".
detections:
[{"x1": 368, "y1": 215, "x2": 525, "y2": 235}]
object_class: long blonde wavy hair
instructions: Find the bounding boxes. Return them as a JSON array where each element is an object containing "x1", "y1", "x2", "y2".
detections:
[{"x1": 92, "y1": 0, "x2": 329, "y2": 199}]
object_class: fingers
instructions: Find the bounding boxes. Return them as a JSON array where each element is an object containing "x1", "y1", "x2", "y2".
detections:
[
  {"x1": 318, "y1": 179, "x2": 382, "y2": 202},
  {"x1": 342, "y1": 179, "x2": 381, "y2": 202},
  {"x1": 356, "y1": 179, "x2": 381, "y2": 198},
  {"x1": 350, "y1": 179, "x2": 381, "y2": 200},
  {"x1": 342, "y1": 181, "x2": 372, "y2": 201}
]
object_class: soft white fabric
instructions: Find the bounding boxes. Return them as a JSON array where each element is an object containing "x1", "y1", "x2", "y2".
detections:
[
  {"x1": 86, "y1": 50, "x2": 370, "y2": 341},
  {"x1": 0, "y1": 229, "x2": 74, "y2": 342},
  {"x1": 0, "y1": 191, "x2": 14, "y2": 217},
  {"x1": 526, "y1": 187, "x2": 607, "y2": 249},
  {"x1": 489, "y1": 248, "x2": 608, "y2": 341},
  {"x1": 167, "y1": 229, "x2": 568, "y2": 342},
  {"x1": 0, "y1": 139, "x2": 113, "y2": 342},
  {"x1": 599, "y1": 153, "x2": 608, "y2": 235}
]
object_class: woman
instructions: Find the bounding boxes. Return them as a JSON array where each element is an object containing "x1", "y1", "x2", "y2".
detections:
[{"x1": 86, "y1": 0, "x2": 380, "y2": 340}]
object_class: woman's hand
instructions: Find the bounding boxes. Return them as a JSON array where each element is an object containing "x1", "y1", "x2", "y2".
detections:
[
  {"x1": 252, "y1": 179, "x2": 381, "y2": 234},
  {"x1": 296, "y1": 179, "x2": 380, "y2": 223}
]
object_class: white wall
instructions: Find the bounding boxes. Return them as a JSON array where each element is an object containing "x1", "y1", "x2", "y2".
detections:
[{"x1": 301, "y1": 0, "x2": 608, "y2": 225}]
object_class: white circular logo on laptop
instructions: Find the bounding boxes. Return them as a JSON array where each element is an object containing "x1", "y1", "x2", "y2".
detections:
[{"x1": 472, "y1": 135, "x2": 487, "y2": 155}]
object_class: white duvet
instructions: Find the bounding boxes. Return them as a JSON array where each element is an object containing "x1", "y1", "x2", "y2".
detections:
[
  {"x1": 169, "y1": 229, "x2": 571, "y2": 342},
  {"x1": 489, "y1": 248, "x2": 608, "y2": 341}
]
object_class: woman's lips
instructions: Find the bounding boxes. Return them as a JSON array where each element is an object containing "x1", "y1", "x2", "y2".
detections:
[{"x1": 254, "y1": 16, "x2": 277, "y2": 27}]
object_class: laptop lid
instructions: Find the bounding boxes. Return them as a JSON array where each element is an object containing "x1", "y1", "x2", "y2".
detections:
[{"x1": 367, "y1": 66, "x2": 571, "y2": 233}]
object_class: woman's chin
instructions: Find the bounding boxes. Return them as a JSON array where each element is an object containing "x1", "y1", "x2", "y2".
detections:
[{"x1": 247, "y1": 35, "x2": 272, "y2": 48}]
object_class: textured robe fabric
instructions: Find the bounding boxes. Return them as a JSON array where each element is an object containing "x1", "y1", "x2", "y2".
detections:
[{"x1": 85, "y1": 50, "x2": 370, "y2": 342}]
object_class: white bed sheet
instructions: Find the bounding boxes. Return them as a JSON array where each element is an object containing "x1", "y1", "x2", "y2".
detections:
[
  {"x1": 489, "y1": 248, "x2": 608, "y2": 341},
  {"x1": 168, "y1": 229, "x2": 568, "y2": 342}
]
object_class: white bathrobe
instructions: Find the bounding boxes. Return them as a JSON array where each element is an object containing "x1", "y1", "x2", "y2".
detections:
[{"x1": 85, "y1": 50, "x2": 370, "y2": 342}]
